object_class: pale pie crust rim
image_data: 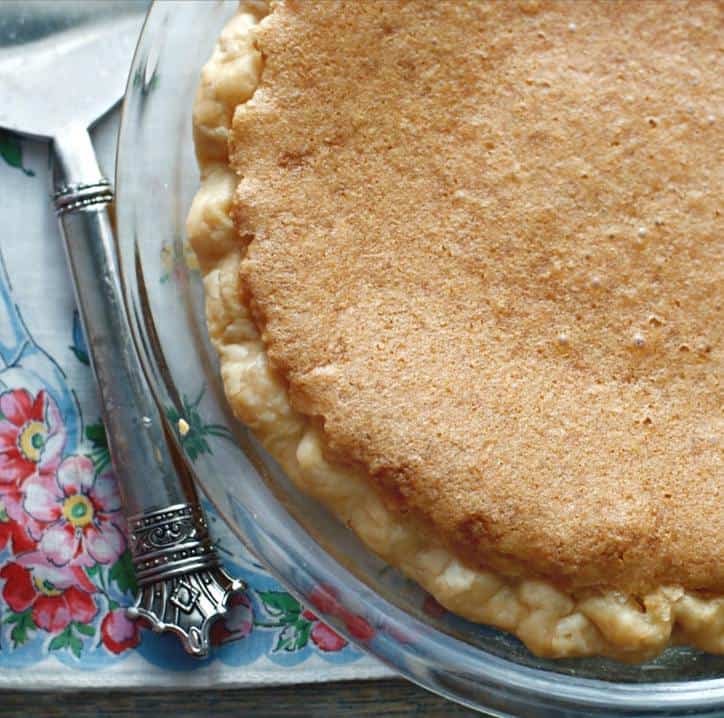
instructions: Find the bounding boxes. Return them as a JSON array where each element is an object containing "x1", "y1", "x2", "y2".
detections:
[{"x1": 186, "y1": 3, "x2": 724, "y2": 661}]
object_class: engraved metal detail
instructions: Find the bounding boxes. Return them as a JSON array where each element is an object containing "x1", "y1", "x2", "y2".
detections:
[
  {"x1": 53, "y1": 179, "x2": 113, "y2": 214},
  {"x1": 170, "y1": 580, "x2": 200, "y2": 613},
  {"x1": 127, "y1": 503, "x2": 245, "y2": 657}
]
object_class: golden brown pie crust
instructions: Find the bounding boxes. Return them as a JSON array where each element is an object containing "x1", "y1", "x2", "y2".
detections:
[{"x1": 189, "y1": 0, "x2": 724, "y2": 660}]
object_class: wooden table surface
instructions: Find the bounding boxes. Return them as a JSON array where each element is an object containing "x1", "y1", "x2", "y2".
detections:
[{"x1": 0, "y1": 680, "x2": 482, "y2": 717}]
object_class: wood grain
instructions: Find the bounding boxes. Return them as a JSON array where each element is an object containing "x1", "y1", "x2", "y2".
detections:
[{"x1": 0, "y1": 680, "x2": 481, "y2": 717}]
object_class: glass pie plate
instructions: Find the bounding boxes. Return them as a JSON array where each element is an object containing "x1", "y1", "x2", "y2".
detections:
[{"x1": 115, "y1": 2, "x2": 724, "y2": 715}]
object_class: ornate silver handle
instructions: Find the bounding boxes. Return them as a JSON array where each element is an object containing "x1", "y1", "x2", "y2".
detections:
[
  {"x1": 51, "y1": 122, "x2": 243, "y2": 657},
  {"x1": 127, "y1": 503, "x2": 242, "y2": 655}
]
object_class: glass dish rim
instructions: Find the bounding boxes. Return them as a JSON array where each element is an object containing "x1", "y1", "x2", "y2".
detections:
[{"x1": 114, "y1": 2, "x2": 724, "y2": 714}]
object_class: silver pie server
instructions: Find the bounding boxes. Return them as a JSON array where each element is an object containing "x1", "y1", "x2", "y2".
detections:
[{"x1": 0, "y1": 1, "x2": 244, "y2": 656}]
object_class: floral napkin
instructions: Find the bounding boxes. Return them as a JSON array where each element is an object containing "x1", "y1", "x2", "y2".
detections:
[{"x1": 0, "y1": 122, "x2": 389, "y2": 688}]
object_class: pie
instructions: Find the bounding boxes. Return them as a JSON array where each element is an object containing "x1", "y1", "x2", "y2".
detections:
[{"x1": 188, "y1": 0, "x2": 723, "y2": 661}]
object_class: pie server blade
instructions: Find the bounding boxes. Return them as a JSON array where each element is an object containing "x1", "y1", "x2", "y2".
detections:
[{"x1": 0, "y1": 1, "x2": 143, "y2": 138}]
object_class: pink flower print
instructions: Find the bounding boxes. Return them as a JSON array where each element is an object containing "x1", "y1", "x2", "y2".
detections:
[
  {"x1": 211, "y1": 592, "x2": 253, "y2": 646},
  {"x1": 310, "y1": 622, "x2": 348, "y2": 652},
  {"x1": 16, "y1": 550, "x2": 96, "y2": 592},
  {"x1": 24, "y1": 455, "x2": 125, "y2": 568},
  {"x1": 0, "y1": 389, "x2": 66, "y2": 537},
  {"x1": 0, "y1": 556, "x2": 97, "y2": 633},
  {"x1": 101, "y1": 609, "x2": 141, "y2": 654}
]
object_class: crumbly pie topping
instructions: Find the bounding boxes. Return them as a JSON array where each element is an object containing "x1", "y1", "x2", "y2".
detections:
[{"x1": 189, "y1": 0, "x2": 724, "y2": 660}]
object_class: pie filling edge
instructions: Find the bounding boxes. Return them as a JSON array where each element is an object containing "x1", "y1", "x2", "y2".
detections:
[{"x1": 185, "y1": 3, "x2": 724, "y2": 661}]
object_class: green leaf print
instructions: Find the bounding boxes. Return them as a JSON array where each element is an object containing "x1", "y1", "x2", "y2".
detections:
[
  {"x1": 85, "y1": 563, "x2": 101, "y2": 579},
  {"x1": 48, "y1": 634, "x2": 65, "y2": 651},
  {"x1": 68, "y1": 633, "x2": 83, "y2": 658},
  {"x1": 48, "y1": 628, "x2": 70, "y2": 652},
  {"x1": 49, "y1": 623, "x2": 88, "y2": 657},
  {"x1": 4, "y1": 610, "x2": 35, "y2": 647},
  {"x1": 274, "y1": 618, "x2": 312, "y2": 652},
  {"x1": 109, "y1": 549, "x2": 137, "y2": 596},
  {"x1": 166, "y1": 387, "x2": 233, "y2": 462},
  {"x1": 85, "y1": 421, "x2": 111, "y2": 473},
  {"x1": 85, "y1": 422, "x2": 107, "y2": 446},
  {"x1": 0, "y1": 131, "x2": 34, "y2": 176},
  {"x1": 257, "y1": 591, "x2": 302, "y2": 621},
  {"x1": 255, "y1": 590, "x2": 316, "y2": 651},
  {"x1": 73, "y1": 621, "x2": 95, "y2": 637}
]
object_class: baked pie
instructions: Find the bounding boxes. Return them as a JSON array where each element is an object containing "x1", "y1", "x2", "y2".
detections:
[{"x1": 188, "y1": 0, "x2": 723, "y2": 660}]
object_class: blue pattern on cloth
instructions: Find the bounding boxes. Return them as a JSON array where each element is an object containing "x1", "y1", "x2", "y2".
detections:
[{"x1": 0, "y1": 127, "x2": 384, "y2": 688}]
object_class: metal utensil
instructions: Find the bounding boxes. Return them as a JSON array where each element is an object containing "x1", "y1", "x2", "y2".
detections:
[{"x1": 0, "y1": 1, "x2": 243, "y2": 656}]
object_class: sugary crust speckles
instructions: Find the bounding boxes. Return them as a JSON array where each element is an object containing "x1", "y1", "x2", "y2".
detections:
[{"x1": 188, "y1": 0, "x2": 724, "y2": 660}]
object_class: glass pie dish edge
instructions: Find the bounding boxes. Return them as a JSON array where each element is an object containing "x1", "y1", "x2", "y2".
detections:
[{"x1": 114, "y1": 2, "x2": 724, "y2": 715}]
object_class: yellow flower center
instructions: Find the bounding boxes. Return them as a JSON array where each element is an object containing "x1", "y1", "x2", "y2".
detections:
[
  {"x1": 62, "y1": 494, "x2": 94, "y2": 529},
  {"x1": 18, "y1": 421, "x2": 47, "y2": 462},
  {"x1": 32, "y1": 575, "x2": 62, "y2": 597}
]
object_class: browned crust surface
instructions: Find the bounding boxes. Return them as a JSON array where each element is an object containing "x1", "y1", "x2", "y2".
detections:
[
  {"x1": 231, "y1": 0, "x2": 723, "y2": 595},
  {"x1": 190, "y1": 0, "x2": 724, "y2": 659}
]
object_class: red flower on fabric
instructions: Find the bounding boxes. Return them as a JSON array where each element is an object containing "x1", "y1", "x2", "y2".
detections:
[
  {"x1": 0, "y1": 517, "x2": 36, "y2": 554},
  {"x1": 23, "y1": 455, "x2": 125, "y2": 568},
  {"x1": 0, "y1": 389, "x2": 66, "y2": 543},
  {"x1": 0, "y1": 556, "x2": 96, "y2": 633},
  {"x1": 101, "y1": 609, "x2": 141, "y2": 654},
  {"x1": 311, "y1": 622, "x2": 347, "y2": 651},
  {"x1": 308, "y1": 585, "x2": 340, "y2": 615},
  {"x1": 305, "y1": 584, "x2": 375, "y2": 649},
  {"x1": 300, "y1": 608, "x2": 348, "y2": 652},
  {"x1": 338, "y1": 609, "x2": 375, "y2": 641},
  {"x1": 0, "y1": 389, "x2": 65, "y2": 486},
  {"x1": 211, "y1": 592, "x2": 253, "y2": 646}
]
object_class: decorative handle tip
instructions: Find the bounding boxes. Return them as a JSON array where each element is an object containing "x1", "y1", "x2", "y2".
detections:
[{"x1": 126, "y1": 503, "x2": 245, "y2": 657}]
